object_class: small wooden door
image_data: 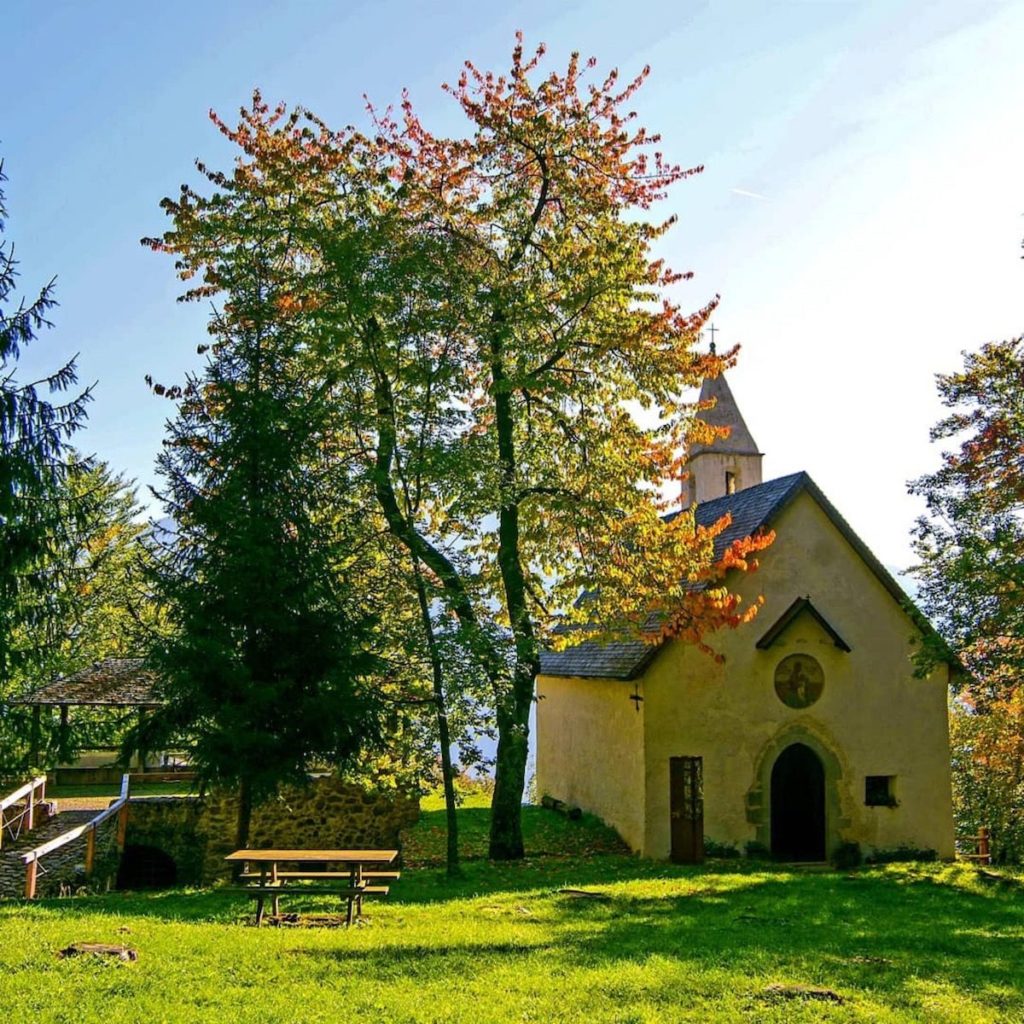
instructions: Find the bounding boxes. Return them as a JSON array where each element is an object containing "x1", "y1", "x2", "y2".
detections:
[{"x1": 669, "y1": 756, "x2": 704, "y2": 863}]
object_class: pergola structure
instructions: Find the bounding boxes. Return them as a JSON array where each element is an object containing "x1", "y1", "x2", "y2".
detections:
[{"x1": 10, "y1": 658, "x2": 162, "y2": 768}]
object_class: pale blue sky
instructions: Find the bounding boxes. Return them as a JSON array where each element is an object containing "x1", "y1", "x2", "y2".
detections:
[{"x1": 6, "y1": 0, "x2": 1022, "y2": 572}]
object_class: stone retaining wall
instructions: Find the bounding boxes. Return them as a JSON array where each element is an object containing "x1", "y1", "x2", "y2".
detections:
[{"x1": 125, "y1": 776, "x2": 420, "y2": 885}]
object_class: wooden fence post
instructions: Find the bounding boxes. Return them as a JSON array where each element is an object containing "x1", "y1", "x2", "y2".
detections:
[
  {"x1": 25, "y1": 859, "x2": 37, "y2": 899},
  {"x1": 978, "y1": 826, "x2": 990, "y2": 866},
  {"x1": 116, "y1": 803, "x2": 129, "y2": 852},
  {"x1": 85, "y1": 827, "x2": 96, "y2": 877},
  {"x1": 27, "y1": 784, "x2": 34, "y2": 832}
]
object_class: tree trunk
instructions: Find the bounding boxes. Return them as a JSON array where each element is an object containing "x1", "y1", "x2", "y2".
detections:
[
  {"x1": 486, "y1": 321, "x2": 539, "y2": 861},
  {"x1": 233, "y1": 776, "x2": 253, "y2": 879},
  {"x1": 412, "y1": 557, "x2": 462, "y2": 878},
  {"x1": 489, "y1": 702, "x2": 529, "y2": 859}
]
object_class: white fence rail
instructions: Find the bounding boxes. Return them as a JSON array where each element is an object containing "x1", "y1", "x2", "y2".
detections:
[
  {"x1": 20, "y1": 774, "x2": 130, "y2": 898},
  {"x1": 0, "y1": 775, "x2": 47, "y2": 850}
]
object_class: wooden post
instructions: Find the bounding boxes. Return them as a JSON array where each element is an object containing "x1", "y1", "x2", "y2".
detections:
[
  {"x1": 30, "y1": 705, "x2": 41, "y2": 767},
  {"x1": 116, "y1": 803, "x2": 129, "y2": 852},
  {"x1": 979, "y1": 827, "x2": 990, "y2": 866},
  {"x1": 58, "y1": 704, "x2": 70, "y2": 763},
  {"x1": 136, "y1": 708, "x2": 147, "y2": 772},
  {"x1": 25, "y1": 859, "x2": 37, "y2": 899},
  {"x1": 85, "y1": 826, "x2": 96, "y2": 877},
  {"x1": 27, "y1": 782, "x2": 34, "y2": 832}
]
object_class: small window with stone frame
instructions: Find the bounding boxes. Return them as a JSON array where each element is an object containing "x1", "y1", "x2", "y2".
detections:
[
  {"x1": 725, "y1": 471, "x2": 737, "y2": 495},
  {"x1": 865, "y1": 775, "x2": 897, "y2": 807}
]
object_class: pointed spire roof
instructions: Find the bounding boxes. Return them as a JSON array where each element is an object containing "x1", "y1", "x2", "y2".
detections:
[{"x1": 689, "y1": 372, "x2": 761, "y2": 457}]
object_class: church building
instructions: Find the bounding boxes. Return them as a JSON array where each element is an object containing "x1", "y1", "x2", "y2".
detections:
[{"x1": 536, "y1": 371, "x2": 956, "y2": 862}]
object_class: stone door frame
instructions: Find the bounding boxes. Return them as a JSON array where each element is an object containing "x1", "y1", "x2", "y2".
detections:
[{"x1": 745, "y1": 723, "x2": 851, "y2": 858}]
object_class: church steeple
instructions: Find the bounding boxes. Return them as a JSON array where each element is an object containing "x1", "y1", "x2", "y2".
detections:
[{"x1": 684, "y1": 366, "x2": 763, "y2": 507}]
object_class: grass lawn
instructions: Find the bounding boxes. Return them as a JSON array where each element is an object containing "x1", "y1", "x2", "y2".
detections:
[{"x1": 0, "y1": 798, "x2": 1021, "y2": 1023}]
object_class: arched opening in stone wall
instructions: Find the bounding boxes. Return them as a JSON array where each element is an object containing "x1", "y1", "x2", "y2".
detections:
[
  {"x1": 770, "y1": 742, "x2": 826, "y2": 861},
  {"x1": 117, "y1": 844, "x2": 178, "y2": 890}
]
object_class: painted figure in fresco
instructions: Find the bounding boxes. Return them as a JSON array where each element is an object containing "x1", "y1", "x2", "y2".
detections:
[{"x1": 774, "y1": 655, "x2": 824, "y2": 709}]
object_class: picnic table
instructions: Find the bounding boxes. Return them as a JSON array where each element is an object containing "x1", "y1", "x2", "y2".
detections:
[{"x1": 225, "y1": 849, "x2": 399, "y2": 926}]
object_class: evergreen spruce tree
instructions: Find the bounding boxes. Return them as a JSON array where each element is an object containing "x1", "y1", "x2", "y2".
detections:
[
  {"x1": 0, "y1": 159, "x2": 91, "y2": 698},
  {"x1": 144, "y1": 247, "x2": 385, "y2": 850}
]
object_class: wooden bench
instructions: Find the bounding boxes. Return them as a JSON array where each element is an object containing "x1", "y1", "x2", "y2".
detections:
[
  {"x1": 226, "y1": 849, "x2": 400, "y2": 926},
  {"x1": 238, "y1": 885, "x2": 368, "y2": 925},
  {"x1": 238, "y1": 870, "x2": 400, "y2": 881}
]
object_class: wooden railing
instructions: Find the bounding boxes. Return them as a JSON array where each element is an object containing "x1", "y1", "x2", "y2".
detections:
[
  {"x1": 0, "y1": 775, "x2": 47, "y2": 851},
  {"x1": 958, "y1": 826, "x2": 991, "y2": 866},
  {"x1": 20, "y1": 774, "x2": 130, "y2": 899}
]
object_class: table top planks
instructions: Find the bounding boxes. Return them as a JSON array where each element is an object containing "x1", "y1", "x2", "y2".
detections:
[{"x1": 225, "y1": 849, "x2": 398, "y2": 863}]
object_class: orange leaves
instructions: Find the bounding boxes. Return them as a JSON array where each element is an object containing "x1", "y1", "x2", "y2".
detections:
[{"x1": 552, "y1": 491, "x2": 775, "y2": 656}]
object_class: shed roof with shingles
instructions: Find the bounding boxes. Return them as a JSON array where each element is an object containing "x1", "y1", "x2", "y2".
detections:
[
  {"x1": 539, "y1": 471, "x2": 926, "y2": 680},
  {"x1": 10, "y1": 658, "x2": 161, "y2": 707}
]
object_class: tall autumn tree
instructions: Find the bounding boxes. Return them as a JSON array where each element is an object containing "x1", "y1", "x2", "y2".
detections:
[
  {"x1": 150, "y1": 40, "x2": 771, "y2": 860},
  {"x1": 910, "y1": 336, "x2": 1023, "y2": 861},
  {"x1": 910, "y1": 337, "x2": 1023, "y2": 690},
  {"x1": 0, "y1": 159, "x2": 92, "y2": 695}
]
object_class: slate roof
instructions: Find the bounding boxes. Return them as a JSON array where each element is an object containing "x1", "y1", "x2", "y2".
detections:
[
  {"x1": 10, "y1": 658, "x2": 161, "y2": 707},
  {"x1": 538, "y1": 471, "x2": 926, "y2": 680}
]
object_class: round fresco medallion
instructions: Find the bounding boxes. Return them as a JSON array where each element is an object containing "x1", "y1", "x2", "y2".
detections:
[{"x1": 774, "y1": 654, "x2": 824, "y2": 709}]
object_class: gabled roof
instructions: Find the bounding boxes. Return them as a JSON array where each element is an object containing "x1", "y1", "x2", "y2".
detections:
[
  {"x1": 755, "y1": 596, "x2": 852, "y2": 653},
  {"x1": 9, "y1": 658, "x2": 161, "y2": 708},
  {"x1": 539, "y1": 471, "x2": 930, "y2": 680}
]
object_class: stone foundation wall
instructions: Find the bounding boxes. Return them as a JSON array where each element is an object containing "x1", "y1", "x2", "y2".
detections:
[{"x1": 125, "y1": 776, "x2": 420, "y2": 885}]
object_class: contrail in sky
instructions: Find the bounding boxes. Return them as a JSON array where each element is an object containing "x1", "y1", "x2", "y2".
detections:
[{"x1": 730, "y1": 187, "x2": 767, "y2": 200}]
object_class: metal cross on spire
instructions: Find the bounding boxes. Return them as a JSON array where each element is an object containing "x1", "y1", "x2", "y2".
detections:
[{"x1": 707, "y1": 323, "x2": 718, "y2": 354}]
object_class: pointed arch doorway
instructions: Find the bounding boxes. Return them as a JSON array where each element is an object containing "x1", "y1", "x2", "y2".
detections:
[{"x1": 770, "y1": 742, "x2": 826, "y2": 861}]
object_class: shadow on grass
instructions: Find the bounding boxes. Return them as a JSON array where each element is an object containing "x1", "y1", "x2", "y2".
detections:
[
  {"x1": 295, "y1": 940, "x2": 557, "y2": 968},
  {"x1": 5, "y1": 857, "x2": 1023, "y2": 1013},
  {"x1": 294, "y1": 862, "x2": 1024, "y2": 1014},
  {"x1": 4, "y1": 843, "x2": 1019, "y2": 1019}
]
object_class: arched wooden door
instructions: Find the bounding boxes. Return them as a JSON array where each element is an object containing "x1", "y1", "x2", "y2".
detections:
[{"x1": 770, "y1": 742, "x2": 826, "y2": 861}]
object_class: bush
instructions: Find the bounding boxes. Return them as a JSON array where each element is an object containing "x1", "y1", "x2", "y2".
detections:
[
  {"x1": 865, "y1": 846, "x2": 937, "y2": 865},
  {"x1": 744, "y1": 840, "x2": 771, "y2": 861},
  {"x1": 832, "y1": 841, "x2": 862, "y2": 870},
  {"x1": 703, "y1": 838, "x2": 740, "y2": 859}
]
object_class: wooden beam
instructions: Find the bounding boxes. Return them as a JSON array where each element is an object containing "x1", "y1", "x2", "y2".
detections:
[
  {"x1": 58, "y1": 703, "x2": 70, "y2": 762},
  {"x1": 116, "y1": 802, "x2": 129, "y2": 852},
  {"x1": 30, "y1": 706, "x2": 41, "y2": 767},
  {"x1": 85, "y1": 827, "x2": 96, "y2": 877}
]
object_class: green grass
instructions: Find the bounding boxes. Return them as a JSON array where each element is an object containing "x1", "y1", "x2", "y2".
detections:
[
  {"x1": 0, "y1": 802, "x2": 1021, "y2": 1023},
  {"x1": 404, "y1": 790, "x2": 628, "y2": 866}
]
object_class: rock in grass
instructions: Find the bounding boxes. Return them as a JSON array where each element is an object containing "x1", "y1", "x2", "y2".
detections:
[
  {"x1": 58, "y1": 943, "x2": 137, "y2": 962},
  {"x1": 558, "y1": 889, "x2": 611, "y2": 901},
  {"x1": 762, "y1": 983, "x2": 844, "y2": 1004}
]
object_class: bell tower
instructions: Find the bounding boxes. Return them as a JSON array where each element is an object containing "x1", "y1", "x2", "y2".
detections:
[{"x1": 683, "y1": 364, "x2": 763, "y2": 507}]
